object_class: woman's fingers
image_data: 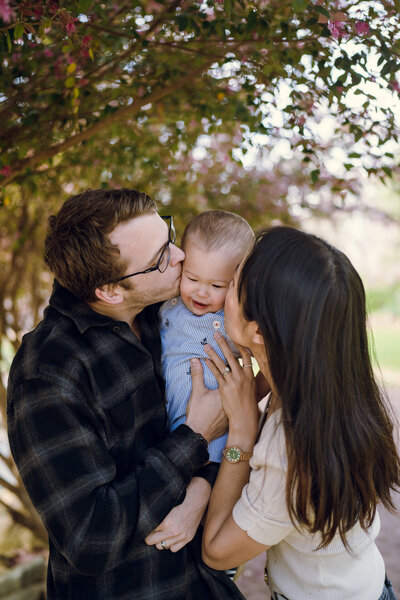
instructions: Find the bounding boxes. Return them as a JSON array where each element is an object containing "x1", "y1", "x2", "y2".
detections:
[
  {"x1": 236, "y1": 343, "x2": 253, "y2": 365},
  {"x1": 204, "y1": 332, "x2": 240, "y2": 374},
  {"x1": 204, "y1": 357, "x2": 223, "y2": 382}
]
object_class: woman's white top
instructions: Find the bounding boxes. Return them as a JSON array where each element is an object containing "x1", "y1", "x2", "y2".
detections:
[{"x1": 232, "y1": 404, "x2": 385, "y2": 600}]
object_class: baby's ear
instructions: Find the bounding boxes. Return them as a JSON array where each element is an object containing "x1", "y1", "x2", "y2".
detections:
[{"x1": 94, "y1": 284, "x2": 124, "y2": 305}]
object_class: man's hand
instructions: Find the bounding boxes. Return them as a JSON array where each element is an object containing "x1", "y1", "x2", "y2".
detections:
[
  {"x1": 185, "y1": 358, "x2": 228, "y2": 442},
  {"x1": 144, "y1": 477, "x2": 211, "y2": 552}
]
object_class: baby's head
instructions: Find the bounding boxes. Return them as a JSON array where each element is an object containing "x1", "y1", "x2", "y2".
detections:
[{"x1": 180, "y1": 210, "x2": 254, "y2": 316}]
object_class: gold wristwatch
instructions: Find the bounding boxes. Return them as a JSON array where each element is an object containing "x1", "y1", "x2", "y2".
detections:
[{"x1": 222, "y1": 446, "x2": 252, "y2": 464}]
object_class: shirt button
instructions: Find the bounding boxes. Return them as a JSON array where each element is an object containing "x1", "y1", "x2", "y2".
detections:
[
  {"x1": 171, "y1": 298, "x2": 177, "y2": 306},
  {"x1": 213, "y1": 320, "x2": 221, "y2": 330},
  {"x1": 112, "y1": 326, "x2": 120, "y2": 332}
]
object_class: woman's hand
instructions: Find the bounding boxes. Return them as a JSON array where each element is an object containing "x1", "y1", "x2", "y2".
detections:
[{"x1": 204, "y1": 332, "x2": 258, "y2": 437}]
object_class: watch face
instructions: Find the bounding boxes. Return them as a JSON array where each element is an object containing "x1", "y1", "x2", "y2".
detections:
[{"x1": 226, "y1": 446, "x2": 241, "y2": 463}]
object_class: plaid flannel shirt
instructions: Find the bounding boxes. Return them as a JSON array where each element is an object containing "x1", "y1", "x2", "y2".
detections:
[{"x1": 7, "y1": 281, "x2": 244, "y2": 600}]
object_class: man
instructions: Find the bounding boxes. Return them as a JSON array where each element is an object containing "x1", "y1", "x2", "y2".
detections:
[{"x1": 7, "y1": 188, "x2": 245, "y2": 599}]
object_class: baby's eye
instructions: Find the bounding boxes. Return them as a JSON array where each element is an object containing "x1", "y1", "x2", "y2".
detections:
[
  {"x1": 188, "y1": 277, "x2": 197, "y2": 282},
  {"x1": 212, "y1": 284, "x2": 224, "y2": 289}
]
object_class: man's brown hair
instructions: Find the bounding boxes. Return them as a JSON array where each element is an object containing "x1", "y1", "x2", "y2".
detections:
[
  {"x1": 181, "y1": 210, "x2": 254, "y2": 260},
  {"x1": 44, "y1": 188, "x2": 156, "y2": 302}
]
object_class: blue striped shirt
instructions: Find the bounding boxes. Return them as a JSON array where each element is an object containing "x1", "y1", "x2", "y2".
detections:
[{"x1": 160, "y1": 297, "x2": 238, "y2": 462}]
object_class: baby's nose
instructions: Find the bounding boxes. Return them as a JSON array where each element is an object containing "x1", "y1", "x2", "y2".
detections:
[{"x1": 196, "y1": 284, "x2": 208, "y2": 297}]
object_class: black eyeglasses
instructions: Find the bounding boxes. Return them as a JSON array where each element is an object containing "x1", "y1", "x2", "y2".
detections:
[{"x1": 112, "y1": 215, "x2": 176, "y2": 283}]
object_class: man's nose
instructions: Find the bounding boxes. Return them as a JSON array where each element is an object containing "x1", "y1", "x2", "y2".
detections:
[{"x1": 170, "y1": 244, "x2": 185, "y2": 265}]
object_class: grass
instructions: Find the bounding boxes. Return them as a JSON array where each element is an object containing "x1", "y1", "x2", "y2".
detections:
[{"x1": 369, "y1": 314, "x2": 400, "y2": 386}]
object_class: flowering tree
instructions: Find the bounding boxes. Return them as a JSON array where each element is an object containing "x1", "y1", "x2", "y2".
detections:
[
  {"x1": 1, "y1": 0, "x2": 399, "y2": 191},
  {"x1": 0, "y1": 0, "x2": 400, "y2": 543}
]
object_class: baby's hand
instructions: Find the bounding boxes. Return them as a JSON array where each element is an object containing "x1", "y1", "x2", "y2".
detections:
[{"x1": 144, "y1": 477, "x2": 211, "y2": 552}]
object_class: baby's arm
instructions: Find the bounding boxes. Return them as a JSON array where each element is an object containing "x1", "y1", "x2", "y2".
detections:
[{"x1": 144, "y1": 476, "x2": 211, "y2": 552}]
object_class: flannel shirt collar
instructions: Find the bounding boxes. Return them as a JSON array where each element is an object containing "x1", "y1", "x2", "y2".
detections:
[
  {"x1": 49, "y1": 280, "x2": 161, "y2": 337},
  {"x1": 49, "y1": 279, "x2": 121, "y2": 334}
]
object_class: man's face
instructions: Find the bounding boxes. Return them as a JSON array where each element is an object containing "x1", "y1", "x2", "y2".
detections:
[{"x1": 109, "y1": 213, "x2": 185, "y2": 309}]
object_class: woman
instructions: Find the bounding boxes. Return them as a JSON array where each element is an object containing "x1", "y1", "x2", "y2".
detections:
[{"x1": 201, "y1": 226, "x2": 400, "y2": 600}]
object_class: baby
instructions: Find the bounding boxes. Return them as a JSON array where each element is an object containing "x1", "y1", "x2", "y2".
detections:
[{"x1": 160, "y1": 210, "x2": 254, "y2": 462}]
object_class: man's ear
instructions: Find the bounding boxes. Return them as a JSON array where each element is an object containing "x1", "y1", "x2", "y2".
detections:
[{"x1": 94, "y1": 284, "x2": 124, "y2": 305}]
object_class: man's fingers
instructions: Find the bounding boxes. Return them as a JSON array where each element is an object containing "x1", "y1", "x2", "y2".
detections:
[{"x1": 189, "y1": 358, "x2": 204, "y2": 393}]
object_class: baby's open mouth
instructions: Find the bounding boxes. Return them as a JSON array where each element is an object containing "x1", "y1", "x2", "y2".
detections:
[{"x1": 193, "y1": 300, "x2": 208, "y2": 308}]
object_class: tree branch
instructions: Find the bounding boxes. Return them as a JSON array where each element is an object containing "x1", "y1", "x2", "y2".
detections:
[{"x1": 2, "y1": 58, "x2": 215, "y2": 185}]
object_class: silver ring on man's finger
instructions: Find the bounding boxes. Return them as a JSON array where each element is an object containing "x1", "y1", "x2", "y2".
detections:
[
  {"x1": 160, "y1": 540, "x2": 168, "y2": 550},
  {"x1": 222, "y1": 366, "x2": 231, "y2": 377},
  {"x1": 243, "y1": 363, "x2": 253, "y2": 368}
]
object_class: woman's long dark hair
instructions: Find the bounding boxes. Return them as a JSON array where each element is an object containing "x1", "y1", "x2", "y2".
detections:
[{"x1": 239, "y1": 226, "x2": 400, "y2": 548}]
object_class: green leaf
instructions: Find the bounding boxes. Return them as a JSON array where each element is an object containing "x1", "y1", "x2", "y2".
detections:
[
  {"x1": 314, "y1": 6, "x2": 330, "y2": 17},
  {"x1": 14, "y1": 23, "x2": 25, "y2": 40},
  {"x1": 65, "y1": 76, "x2": 75, "y2": 88},
  {"x1": 176, "y1": 15, "x2": 188, "y2": 31},
  {"x1": 79, "y1": 0, "x2": 92, "y2": 11},
  {"x1": 381, "y1": 60, "x2": 397, "y2": 78},
  {"x1": 292, "y1": 0, "x2": 308, "y2": 12},
  {"x1": 6, "y1": 31, "x2": 12, "y2": 52},
  {"x1": 224, "y1": 0, "x2": 232, "y2": 19},
  {"x1": 382, "y1": 166, "x2": 392, "y2": 178},
  {"x1": 348, "y1": 152, "x2": 361, "y2": 158},
  {"x1": 311, "y1": 169, "x2": 320, "y2": 183}
]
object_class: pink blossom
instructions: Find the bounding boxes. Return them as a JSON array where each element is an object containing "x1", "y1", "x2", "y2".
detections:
[
  {"x1": 43, "y1": 48, "x2": 53, "y2": 58},
  {"x1": 0, "y1": 166, "x2": 12, "y2": 178},
  {"x1": 328, "y1": 21, "x2": 347, "y2": 39},
  {"x1": 81, "y1": 35, "x2": 93, "y2": 47},
  {"x1": 66, "y1": 20, "x2": 77, "y2": 35},
  {"x1": 0, "y1": 0, "x2": 16, "y2": 23},
  {"x1": 33, "y1": 6, "x2": 43, "y2": 18},
  {"x1": 354, "y1": 20, "x2": 370, "y2": 35},
  {"x1": 390, "y1": 80, "x2": 400, "y2": 93}
]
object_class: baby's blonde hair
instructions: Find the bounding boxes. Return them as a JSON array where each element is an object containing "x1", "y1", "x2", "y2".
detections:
[{"x1": 181, "y1": 210, "x2": 254, "y2": 260}]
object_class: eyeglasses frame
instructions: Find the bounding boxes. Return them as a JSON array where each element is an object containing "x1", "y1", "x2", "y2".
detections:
[{"x1": 111, "y1": 215, "x2": 176, "y2": 284}]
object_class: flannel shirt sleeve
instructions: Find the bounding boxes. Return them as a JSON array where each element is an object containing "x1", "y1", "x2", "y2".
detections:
[
  {"x1": 194, "y1": 462, "x2": 219, "y2": 487},
  {"x1": 7, "y1": 376, "x2": 209, "y2": 577}
]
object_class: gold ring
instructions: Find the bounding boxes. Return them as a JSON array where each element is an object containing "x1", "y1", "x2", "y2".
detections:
[
  {"x1": 160, "y1": 540, "x2": 168, "y2": 550},
  {"x1": 222, "y1": 366, "x2": 231, "y2": 377}
]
